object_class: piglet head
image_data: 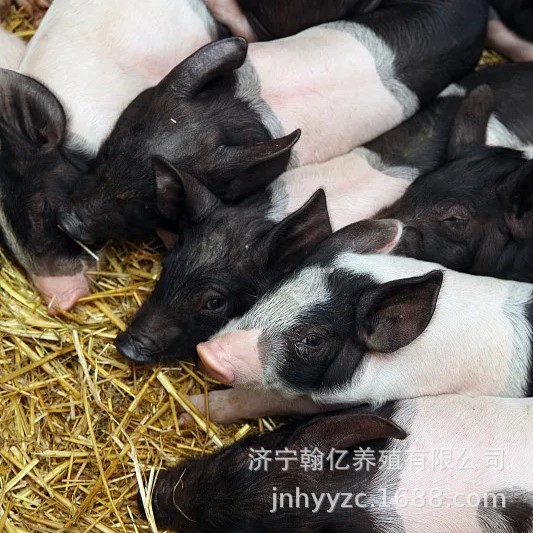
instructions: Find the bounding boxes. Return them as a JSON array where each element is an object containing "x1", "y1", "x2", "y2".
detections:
[
  {"x1": 198, "y1": 220, "x2": 443, "y2": 399},
  {"x1": 59, "y1": 37, "x2": 300, "y2": 246},
  {"x1": 379, "y1": 84, "x2": 533, "y2": 281},
  {"x1": 140, "y1": 409, "x2": 406, "y2": 532},
  {"x1": 0, "y1": 69, "x2": 94, "y2": 314},
  {"x1": 114, "y1": 167, "x2": 332, "y2": 365}
]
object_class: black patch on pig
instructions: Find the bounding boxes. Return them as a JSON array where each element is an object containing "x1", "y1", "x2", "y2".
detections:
[
  {"x1": 358, "y1": 0, "x2": 486, "y2": 104},
  {"x1": 262, "y1": 269, "x2": 377, "y2": 395},
  {"x1": 478, "y1": 489, "x2": 533, "y2": 533}
]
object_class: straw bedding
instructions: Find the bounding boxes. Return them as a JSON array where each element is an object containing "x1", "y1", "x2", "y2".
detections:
[{"x1": 0, "y1": 4, "x2": 503, "y2": 532}]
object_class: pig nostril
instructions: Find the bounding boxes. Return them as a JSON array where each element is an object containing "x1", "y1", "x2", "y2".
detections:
[{"x1": 115, "y1": 331, "x2": 157, "y2": 364}]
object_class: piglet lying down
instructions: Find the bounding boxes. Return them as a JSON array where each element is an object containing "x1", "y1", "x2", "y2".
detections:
[
  {"x1": 189, "y1": 220, "x2": 533, "y2": 424},
  {"x1": 143, "y1": 395, "x2": 533, "y2": 533}
]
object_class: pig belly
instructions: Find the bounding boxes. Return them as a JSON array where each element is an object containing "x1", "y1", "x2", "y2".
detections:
[
  {"x1": 20, "y1": 0, "x2": 215, "y2": 151},
  {"x1": 250, "y1": 25, "x2": 412, "y2": 165},
  {"x1": 272, "y1": 151, "x2": 408, "y2": 229},
  {"x1": 384, "y1": 396, "x2": 533, "y2": 533},
  {"x1": 0, "y1": 28, "x2": 25, "y2": 70}
]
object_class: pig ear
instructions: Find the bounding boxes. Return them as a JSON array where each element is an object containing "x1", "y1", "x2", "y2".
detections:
[
  {"x1": 357, "y1": 270, "x2": 444, "y2": 353},
  {"x1": 497, "y1": 159, "x2": 533, "y2": 239},
  {"x1": 262, "y1": 189, "x2": 332, "y2": 275},
  {"x1": 448, "y1": 84, "x2": 494, "y2": 160},
  {"x1": 324, "y1": 219, "x2": 403, "y2": 255},
  {"x1": 153, "y1": 156, "x2": 220, "y2": 222},
  {"x1": 296, "y1": 413, "x2": 407, "y2": 450},
  {"x1": 0, "y1": 69, "x2": 66, "y2": 156},
  {"x1": 170, "y1": 37, "x2": 248, "y2": 97},
  {"x1": 219, "y1": 129, "x2": 302, "y2": 201}
]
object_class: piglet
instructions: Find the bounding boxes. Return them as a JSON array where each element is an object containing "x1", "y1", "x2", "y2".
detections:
[
  {"x1": 0, "y1": 28, "x2": 90, "y2": 314},
  {"x1": 142, "y1": 395, "x2": 533, "y2": 533},
  {"x1": 193, "y1": 219, "x2": 533, "y2": 424},
  {"x1": 0, "y1": 27, "x2": 25, "y2": 70},
  {"x1": 59, "y1": 0, "x2": 487, "y2": 245},
  {"x1": 378, "y1": 80, "x2": 533, "y2": 282}
]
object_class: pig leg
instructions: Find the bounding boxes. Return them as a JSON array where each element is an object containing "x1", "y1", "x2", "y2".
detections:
[
  {"x1": 179, "y1": 388, "x2": 345, "y2": 425},
  {"x1": 486, "y1": 18, "x2": 533, "y2": 62},
  {"x1": 203, "y1": 0, "x2": 257, "y2": 41}
]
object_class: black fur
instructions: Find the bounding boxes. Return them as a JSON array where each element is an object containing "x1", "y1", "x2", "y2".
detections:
[{"x1": 479, "y1": 490, "x2": 533, "y2": 533}]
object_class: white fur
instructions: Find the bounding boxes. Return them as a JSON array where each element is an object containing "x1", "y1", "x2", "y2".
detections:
[
  {"x1": 19, "y1": 0, "x2": 217, "y2": 153},
  {"x1": 315, "y1": 253, "x2": 533, "y2": 405},
  {"x1": 369, "y1": 395, "x2": 533, "y2": 532},
  {"x1": 237, "y1": 21, "x2": 418, "y2": 167},
  {"x1": 0, "y1": 27, "x2": 25, "y2": 70},
  {"x1": 487, "y1": 115, "x2": 533, "y2": 158},
  {"x1": 266, "y1": 148, "x2": 409, "y2": 228},
  {"x1": 437, "y1": 83, "x2": 467, "y2": 98},
  {"x1": 221, "y1": 265, "x2": 331, "y2": 336}
]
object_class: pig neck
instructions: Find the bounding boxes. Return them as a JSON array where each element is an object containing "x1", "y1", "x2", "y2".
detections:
[
  {"x1": 317, "y1": 254, "x2": 533, "y2": 406},
  {"x1": 267, "y1": 148, "x2": 410, "y2": 231},
  {"x1": 237, "y1": 22, "x2": 415, "y2": 167}
]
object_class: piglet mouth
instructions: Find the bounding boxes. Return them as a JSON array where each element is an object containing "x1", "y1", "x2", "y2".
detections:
[
  {"x1": 197, "y1": 340, "x2": 236, "y2": 384},
  {"x1": 33, "y1": 272, "x2": 90, "y2": 316}
]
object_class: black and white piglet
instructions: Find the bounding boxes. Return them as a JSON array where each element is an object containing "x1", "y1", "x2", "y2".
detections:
[
  {"x1": 114, "y1": 62, "x2": 533, "y2": 365},
  {"x1": 191, "y1": 220, "x2": 533, "y2": 424},
  {"x1": 379, "y1": 73, "x2": 533, "y2": 282},
  {"x1": 142, "y1": 395, "x2": 533, "y2": 533},
  {"x1": 59, "y1": 0, "x2": 487, "y2": 245}
]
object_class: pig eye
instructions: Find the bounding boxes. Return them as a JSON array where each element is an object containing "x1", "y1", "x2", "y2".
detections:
[
  {"x1": 301, "y1": 334, "x2": 325, "y2": 347},
  {"x1": 442, "y1": 215, "x2": 466, "y2": 223},
  {"x1": 296, "y1": 334, "x2": 326, "y2": 352},
  {"x1": 203, "y1": 297, "x2": 227, "y2": 312},
  {"x1": 438, "y1": 204, "x2": 471, "y2": 226}
]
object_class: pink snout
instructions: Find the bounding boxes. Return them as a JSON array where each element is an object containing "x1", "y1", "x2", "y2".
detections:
[
  {"x1": 33, "y1": 273, "x2": 90, "y2": 316},
  {"x1": 197, "y1": 329, "x2": 263, "y2": 386}
]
